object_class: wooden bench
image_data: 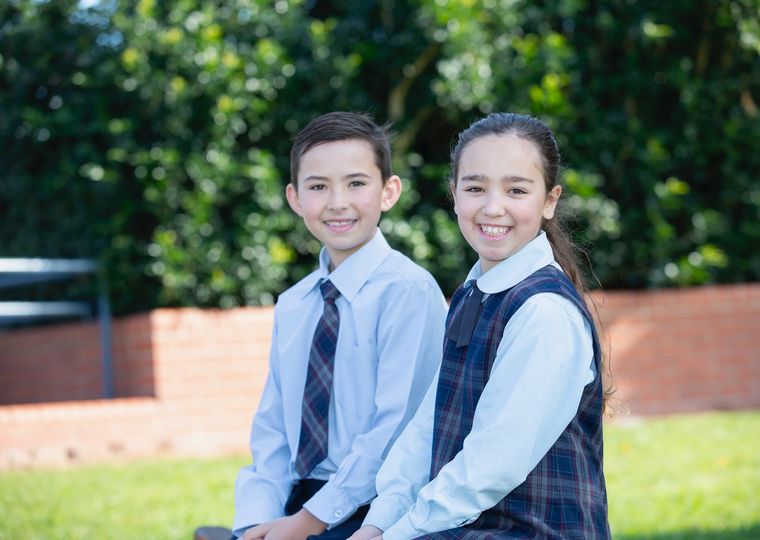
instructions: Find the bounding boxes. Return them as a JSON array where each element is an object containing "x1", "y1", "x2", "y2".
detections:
[{"x1": 194, "y1": 525, "x2": 233, "y2": 540}]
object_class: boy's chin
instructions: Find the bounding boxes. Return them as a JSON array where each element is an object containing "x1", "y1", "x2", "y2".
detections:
[{"x1": 324, "y1": 231, "x2": 377, "y2": 260}]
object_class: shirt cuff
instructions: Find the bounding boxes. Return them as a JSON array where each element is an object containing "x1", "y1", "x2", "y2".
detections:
[
  {"x1": 230, "y1": 526, "x2": 250, "y2": 539},
  {"x1": 363, "y1": 499, "x2": 405, "y2": 532},
  {"x1": 232, "y1": 494, "x2": 283, "y2": 533},
  {"x1": 301, "y1": 481, "x2": 357, "y2": 528},
  {"x1": 383, "y1": 514, "x2": 423, "y2": 540}
]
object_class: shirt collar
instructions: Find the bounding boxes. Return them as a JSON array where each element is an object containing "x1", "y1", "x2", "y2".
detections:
[
  {"x1": 301, "y1": 228, "x2": 392, "y2": 302},
  {"x1": 465, "y1": 231, "x2": 558, "y2": 294}
]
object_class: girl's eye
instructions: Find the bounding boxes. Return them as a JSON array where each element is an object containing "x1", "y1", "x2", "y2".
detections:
[
  {"x1": 464, "y1": 186, "x2": 484, "y2": 193},
  {"x1": 509, "y1": 188, "x2": 527, "y2": 195}
]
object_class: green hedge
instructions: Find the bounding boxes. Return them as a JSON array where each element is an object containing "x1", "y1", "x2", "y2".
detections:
[{"x1": 1, "y1": 0, "x2": 759, "y2": 313}]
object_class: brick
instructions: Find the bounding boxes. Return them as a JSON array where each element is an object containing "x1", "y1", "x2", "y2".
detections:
[{"x1": 1, "y1": 285, "x2": 759, "y2": 468}]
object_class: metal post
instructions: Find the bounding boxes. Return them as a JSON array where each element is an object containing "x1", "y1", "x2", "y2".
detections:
[{"x1": 98, "y1": 280, "x2": 115, "y2": 399}]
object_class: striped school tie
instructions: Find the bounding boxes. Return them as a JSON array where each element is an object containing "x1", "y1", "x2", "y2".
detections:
[{"x1": 295, "y1": 279, "x2": 341, "y2": 477}]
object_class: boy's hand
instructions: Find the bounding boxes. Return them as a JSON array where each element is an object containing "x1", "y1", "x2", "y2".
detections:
[
  {"x1": 242, "y1": 509, "x2": 327, "y2": 540},
  {"x1": 347, "y1": 525, "x2": 383, "y2": 540}
]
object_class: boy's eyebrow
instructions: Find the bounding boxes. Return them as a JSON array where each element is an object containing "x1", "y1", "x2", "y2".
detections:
[
  {"x1": 302, "y1": 175, "x2": 330, "y2": 182},
  {"x1": 301, "y1": 172, "x2": 374, "y2": 182}
]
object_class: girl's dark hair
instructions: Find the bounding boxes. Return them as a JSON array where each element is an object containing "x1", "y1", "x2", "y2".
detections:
[
  {"x1": 450, "y1": 112, "x2": 614, "y2": 409},
  {"x1": 450, "y1": 112, "x2": 585, "y2": 294},
  {"x1": 290, "y1": 111, "x2": 392, "y2": 185}
]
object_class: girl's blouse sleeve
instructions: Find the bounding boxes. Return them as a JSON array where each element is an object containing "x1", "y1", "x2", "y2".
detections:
[{"x1": 380, "y1": 292, "x2": 595, "y2": 540}]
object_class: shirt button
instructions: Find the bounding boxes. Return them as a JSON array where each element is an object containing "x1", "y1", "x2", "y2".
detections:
[{"x1": 334, "y1": 509, "x2": 343, "y2": 518}]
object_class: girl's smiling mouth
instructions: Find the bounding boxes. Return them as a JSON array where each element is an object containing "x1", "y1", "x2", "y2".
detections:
[{"x1": 479, "y1": 224, "x2": 511, "y2": 238}]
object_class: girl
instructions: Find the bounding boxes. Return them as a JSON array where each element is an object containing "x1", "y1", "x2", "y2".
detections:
[{"x1": 349, "y1": 113, "x2": 610, "y2": 539}]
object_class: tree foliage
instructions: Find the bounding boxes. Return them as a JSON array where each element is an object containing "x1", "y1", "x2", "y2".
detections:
[{"x1": 1, "y1": 0, "x2": 759, "y2": 313}]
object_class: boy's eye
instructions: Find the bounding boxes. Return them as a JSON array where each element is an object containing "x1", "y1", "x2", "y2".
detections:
[
  {"x1": 508, "y1": 188, "x2": 527, "y2": 195},
  {"x1": 464, "y1": 186, "x2": 484, "y2": 193},
  {"x1": 348, "y1": 180, "x2": 366, "y2": 188},
  {"x1": 309, "y1": 184, "x2": 326, "y2": 191}
]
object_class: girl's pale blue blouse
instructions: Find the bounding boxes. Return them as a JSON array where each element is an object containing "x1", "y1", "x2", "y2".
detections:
[{"x1": 363, "y1": 231, "x2": 596, "y2": 540}]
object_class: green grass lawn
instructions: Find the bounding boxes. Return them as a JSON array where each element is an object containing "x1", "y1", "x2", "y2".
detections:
[
  {"x1": 605, "y1": 410, "x2": 760, "y2": 539},
  {"x1": 1, "y1": 410, "x2": 758, "y2": 540}
]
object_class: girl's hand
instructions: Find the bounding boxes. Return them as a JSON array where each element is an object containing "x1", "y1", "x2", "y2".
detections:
[{"x1": 347, "y1": 524, "x2": 383, "y2": 540}]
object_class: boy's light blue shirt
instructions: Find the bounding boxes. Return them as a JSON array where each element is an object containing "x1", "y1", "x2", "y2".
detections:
[{"x1": 233, "y1": 229, "x2": 448, "y2": 535}]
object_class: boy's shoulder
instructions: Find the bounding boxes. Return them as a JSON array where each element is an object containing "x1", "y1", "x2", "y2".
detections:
[
  {"x1": 276, "y1": 267, "x2": 322, "y2": 305},
  {"x1": 276, "y1": 247, "x2": 440, "y2": 307},
  {"x1": 372, "y1": 247, "x2": 439, "y2": 287}
]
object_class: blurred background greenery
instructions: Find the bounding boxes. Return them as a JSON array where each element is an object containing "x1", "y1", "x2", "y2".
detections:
[{"x1": 1, "y1": 0, "x2": 759, "y2": 314}]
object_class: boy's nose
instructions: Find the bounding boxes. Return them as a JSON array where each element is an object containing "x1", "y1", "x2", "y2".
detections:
[{"x1": 327, "y1": 188, "x2": 349, "y2": 210}]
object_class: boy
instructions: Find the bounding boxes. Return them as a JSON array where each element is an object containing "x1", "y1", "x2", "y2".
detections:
[{"x1": 232, "y1": 112, "x2": 448, "y2": 540}]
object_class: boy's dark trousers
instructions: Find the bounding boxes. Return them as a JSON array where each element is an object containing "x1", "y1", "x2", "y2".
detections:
[{"x1": 230, "y1": 479, "x2": 370, "y2": 540}]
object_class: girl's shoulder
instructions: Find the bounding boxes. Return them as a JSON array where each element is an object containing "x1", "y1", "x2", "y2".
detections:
[{"x1": 491, "y1": 265, "x2": 589, "y2": 322}]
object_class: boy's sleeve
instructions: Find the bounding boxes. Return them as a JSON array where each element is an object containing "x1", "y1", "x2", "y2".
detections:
[
  {"x1": 362, "y1": 372, "x2": 438, "y2": 531},
  {"x1": 233, "y1": 316, "x2": 293, "y2": 535},
  {"x1": 302, "y1": 279, "x2": 448, "y2": 527}
]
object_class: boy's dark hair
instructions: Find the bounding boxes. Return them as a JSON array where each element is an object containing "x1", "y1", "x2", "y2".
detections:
[{"x1": 290, "y1": 111, "x2": 392, "y2": 185}]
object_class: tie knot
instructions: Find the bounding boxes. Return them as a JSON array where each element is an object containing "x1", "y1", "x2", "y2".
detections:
[
  {"x1": 320, "y1": 280, "x2": 340, "y2": 303},
  {"x1": 466, "y1": 279, "x2": 482, "y2": 297}
]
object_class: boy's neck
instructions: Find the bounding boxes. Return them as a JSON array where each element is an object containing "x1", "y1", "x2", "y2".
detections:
[{"x1": 323, "y1": 228, "x2": 379, "y2": 272}]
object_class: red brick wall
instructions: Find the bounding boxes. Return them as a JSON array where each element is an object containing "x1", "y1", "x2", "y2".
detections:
[
  {"x1": 0, "y1": 313, "x2": 157, "y2": 406},
  {"x1": 1, "y1": 284, "x2": 759, "y2": 469},
  {"x1": 0, "y1": 307, "x2": 272, "y2": 469},
  {"x1": 0, "y1": 322, "x2": 105, "y2": 404},
  {"x1": 594, "y1": 284, "x2": 760, "y2": 415}
]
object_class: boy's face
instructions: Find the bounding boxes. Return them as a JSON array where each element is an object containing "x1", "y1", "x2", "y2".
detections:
[{"x1": 286, "y1": 138, "x2": 401, "y2": 269}]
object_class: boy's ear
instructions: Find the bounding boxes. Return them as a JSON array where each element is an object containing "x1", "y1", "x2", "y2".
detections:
[
  {"x1": 380, "y1": 175, "x2": 403, "y2": 212},
  {"x1": 542, "y1": 185, "x2": 562, "y2": 220},
  {"x1": 285, "y1": 183, "x2": 304, "y2": 217}
]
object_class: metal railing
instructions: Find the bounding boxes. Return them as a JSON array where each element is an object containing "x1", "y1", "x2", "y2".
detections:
[{"x1": 0, "y1": 258, "x2": 114, "y2": 398}]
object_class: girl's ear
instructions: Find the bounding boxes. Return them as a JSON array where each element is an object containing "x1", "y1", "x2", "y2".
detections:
[
  {"x1": 449, "y1": 181, "x2": 458, "y2": 214},
  {"x1": 380, "y1": 175, "x2": 403, "y2": 212},
  {"x1": 542, "y1": 185, "x2": 562, "y2": 220},
  {"x1": 285, "y1": 183, "x2": 304, "y2": 217}
]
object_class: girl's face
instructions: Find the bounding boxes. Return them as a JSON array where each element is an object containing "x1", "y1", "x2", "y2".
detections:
[{"x1": 452, "y1": 133, "x2": 561, "y2": 273}]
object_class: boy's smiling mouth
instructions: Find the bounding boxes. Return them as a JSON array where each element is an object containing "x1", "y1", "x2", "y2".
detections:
[{"x1": 324, "y1": 219, "x2": 358, "y2": 232}]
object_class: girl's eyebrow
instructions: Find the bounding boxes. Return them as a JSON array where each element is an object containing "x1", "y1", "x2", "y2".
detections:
[
  {"x1": 504, "y1": 175, "x2": 535, "y2": 184},
  {"x1": 460, "y1": 174, "x2": 487, "y2": 182},
  {"x1": 459, "y1": 174, "x2": 535, "y2": 183}
]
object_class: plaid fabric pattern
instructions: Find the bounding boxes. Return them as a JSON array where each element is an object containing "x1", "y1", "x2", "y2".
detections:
[
  {"x1": 423, "y1": 266, "x2": 610, "y2": 540},
  {"x1": 295, "y1": 280, "x2": 341, "y2": 478}
]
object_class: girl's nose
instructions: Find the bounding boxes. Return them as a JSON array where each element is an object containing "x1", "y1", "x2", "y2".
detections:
[{"x1": 482, "y1": 194, "x2": 507, "y2": 217}]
